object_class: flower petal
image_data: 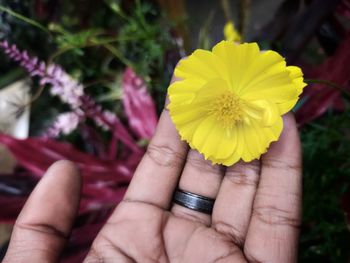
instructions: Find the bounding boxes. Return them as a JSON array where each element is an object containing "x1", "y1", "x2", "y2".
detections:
[
  {"x1": 168, "y1": 78, "x2": 206, "y2": 103},
  {"x1": 242, "y1": 100, "x2": 280, "y2": 126},
  {"x1": 212, "y1": 41, "x2": 260, "y2": 91},
  {"x1": 287, "y1": 66, "x2": 306, "y2": 94},
  {"x1": 239, "y1": 50, "x2": 286, "y2": 93},
  {"x1": 213, "y1": 124, "x2": 244, "y2": 165},
  {"x1": 175, "y1": 50, "x2": 226, "y2": 82},
  {"x1": 189, "y1": 115, "x2": 237, "y2": 160},
  {"x1": 276, "y1": 66, "x2": 307, "y2": 114},
  {"x1": 241, "y1": 72, "x2": 298, "y2": 103},
  {"x1": 192, "y1": 78, "x2": 231, "y2": 104}
]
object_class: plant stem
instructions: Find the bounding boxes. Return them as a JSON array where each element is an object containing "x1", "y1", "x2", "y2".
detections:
[
  {"x1": 220, "y1": 0, "x2": 232, "y2": 21},
  {"x1": 0, "y1": 5, "x2": 50, "y2": 34},
  {"x1": 239, "y1": 0, "x2": 251, "y2": 41},
  {"x1": 48, "y1": 36, "x2": 147, "y2": 62},
  {"x1": 305, "y1": 79, "x2": 350, "y2": 98},
  {"x1": 103, "y1": 43, "x2": 134, "y2": 68}
]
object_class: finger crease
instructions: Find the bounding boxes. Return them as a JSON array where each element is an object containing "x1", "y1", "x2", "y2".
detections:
[
  {"x1": 186, "y1": 155, "x2": 223, "y2": 175},
  {"x1": 213, "y1": 246, "x2": 245, "y2": 263},
  {"x1": 15, "y1": 222, "x2": 68, "y2": 240},
  {"x1": 146, "y1": 144, "x2": 185, "y2": 168},
  {"x1": 225, "y1": 171, "x2": 259, "y2": 187},
  {"x1": 172, "y1": 208, "x2": 209, "y2": 225},
  {"x1": 213, "y1": 221, "x2": 245, "y2": 248},
  {"x1": 263, "y1": 158, "x2": 301, "y2": 172},
  {"x1": 253, "y1": 205, "x2": 301, "y2": 228},
  {"x1": 122, "y1": 199, "x2": 165, "y2": 211}
]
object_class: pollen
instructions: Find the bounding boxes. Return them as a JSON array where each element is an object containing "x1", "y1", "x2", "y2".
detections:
[{"x1": 210, "y1": 92, "x2": 242, "y2": 129}]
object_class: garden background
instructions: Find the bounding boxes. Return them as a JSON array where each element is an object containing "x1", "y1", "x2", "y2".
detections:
[{"x1": 0, "y1": 0, "x2": 349, "y2": 262}]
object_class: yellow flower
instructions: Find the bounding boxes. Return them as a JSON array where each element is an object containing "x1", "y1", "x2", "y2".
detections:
[
  {"x1": 224, "y1": 21, "x2": 241, "y2": 42},
  {"x1": 168, "y1": 41, "x2": 306, "y2": 166}
]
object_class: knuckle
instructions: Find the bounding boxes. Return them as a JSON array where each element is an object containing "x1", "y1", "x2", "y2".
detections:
[
  {"x1": 253, "y1": 205, "x2": 301, "y2": 228},
  {"x1": 225, "y1": 161, "x2": 260, "y2": 187},
  {"x1": 213, "y1": 221, "x2": 245, "y2": 248},
  {"x1": 146, "y1": 143, "x2": 184, "y2": 167}
]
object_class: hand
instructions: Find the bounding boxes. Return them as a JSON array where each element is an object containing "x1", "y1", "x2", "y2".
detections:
[{"x1": 3, "y1": 81, "x2": 302, "y2": 263}]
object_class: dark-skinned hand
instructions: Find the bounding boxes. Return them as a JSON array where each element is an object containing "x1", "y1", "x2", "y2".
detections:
[{"x1": 3, "y1": 77, "x2": 302, "y2": 263}]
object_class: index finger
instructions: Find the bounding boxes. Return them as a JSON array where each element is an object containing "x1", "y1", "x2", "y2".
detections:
[
  {"x1": 244, "y1": 113, "x2": 302, "y2": 263},
  {"x1": 123, "y1": 76, "x2": 189, "y2": 209}
]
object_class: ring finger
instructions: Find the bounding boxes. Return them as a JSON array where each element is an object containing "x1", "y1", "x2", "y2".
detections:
[{"x1": 171, "y1": 150, "x2": 225, "y2": 225}]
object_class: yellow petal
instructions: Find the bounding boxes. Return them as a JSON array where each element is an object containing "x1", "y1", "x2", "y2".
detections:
[
  {"x1": 253, "y1": 100, "x2": 279, "y2": 126},
  {"x1": 241, "y1": 100, "x2": 279, "y2": 126},
  {"x1": 213, "y1": 124, "x2": 243, "y2": 165},
  {"x1": 239, "y1": 50, "x2": 286, "y2": 93},
  {"x1": 276, "y1": 66, "x2": 307, "y2": 114},
  {"x1": 287, "y1": 66, "x2": 306, "y2": 93},
  {"x1": 178, "y1": 117, "x2": 207, "y2": 143},
  {"x1": 192, "y1": 78, "x2": 231, "y2": 104},
  {"x1": 212, "y1": 41, "x2": 260, "y2": 91},
  {"x1": 191, "y1": 115, "x2": 217, "y2": 155},
  {"x1": 174, "y1": 50, "x2": 226, "y2": 82},
  {"x1": 169, "y1": 78, "x2": 206, "y2": 96}
]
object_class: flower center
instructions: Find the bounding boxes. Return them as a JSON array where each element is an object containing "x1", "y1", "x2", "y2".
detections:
[{"x1": 210, "y1": 92, "x2": 242, "y2": 129}]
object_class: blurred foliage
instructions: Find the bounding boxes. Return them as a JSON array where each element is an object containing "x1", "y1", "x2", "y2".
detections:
[
  {"x1": 0, "y1": 0, "x2": 179, "y2": 120},
  {"x1": 301, "y1": 111, "x2": 350, "y2": 262}
]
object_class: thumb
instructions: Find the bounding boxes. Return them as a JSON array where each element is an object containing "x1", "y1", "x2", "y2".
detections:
[{"x1": 3, "y1": 160, "x2": 81, "y2": 263}]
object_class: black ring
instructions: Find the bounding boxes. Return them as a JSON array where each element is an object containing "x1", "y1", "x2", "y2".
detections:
[{"x1": 173, "y1": 189, "x2": 215, "y2": 215}]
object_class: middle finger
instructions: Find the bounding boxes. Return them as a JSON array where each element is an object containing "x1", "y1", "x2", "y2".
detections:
[{"x1": 212, "y1": 160, "x2": 261, "y2": 247}]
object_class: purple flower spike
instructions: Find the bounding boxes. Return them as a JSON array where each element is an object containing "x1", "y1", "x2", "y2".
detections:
[{"x1": 1, "y1": 41, "x2": 141, "y2": 153}]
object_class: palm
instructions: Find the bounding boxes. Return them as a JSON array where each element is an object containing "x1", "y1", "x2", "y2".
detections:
[{"x1": 87, "y1": 201, "x2": 243, "y2": 262}]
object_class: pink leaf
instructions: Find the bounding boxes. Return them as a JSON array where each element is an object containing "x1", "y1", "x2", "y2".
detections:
[{"x1": 122, "y1": 68, "x2": 158, "y2": 140}]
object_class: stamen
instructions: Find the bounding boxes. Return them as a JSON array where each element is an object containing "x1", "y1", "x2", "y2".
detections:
[{"x1": 209, "y1": 92, "x2": 242, "y2": 129}]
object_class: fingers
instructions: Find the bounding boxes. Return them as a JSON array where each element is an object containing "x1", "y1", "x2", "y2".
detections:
[
  {"x1": 244, "y1": 114, "x2": 302, "y2": 263},
  {"x1": 123, "y1": 77, "x2": 189, "y2": 209},
  {"x1": 3, "y1": 160, "x2": 81, "y2": 263},
  {"x1": 212, "y1": 160, "x2": 260, "y2": 247},
  {"x1": 171, "y1": 150, "x2": 225, "y2": 225}
]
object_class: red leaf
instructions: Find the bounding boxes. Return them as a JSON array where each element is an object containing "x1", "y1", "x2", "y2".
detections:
[
  {"x1": 79, "y1": 186, "x2": 126, "y2": 213},
  {"x1": 337, "y1": 0, "x2": 350, "y2": 19},
  {"x1": 0, "y1": 133, "x2": 138, "y2": 182},
  {"x1": 296, "y1": 88, "x2": 342, "y2": 125},
  {"x1": 341, "y1": 192, "x2": 350, "y2": 227},
  {"x1": 0, "y1": 134, "x2": 137, "y2": 220},
  {"x1": 62, "y1": 223, "x2": 106, "y2": 262},
  {"x1": 296, "y1": 32, "x2": 350, "y2": 125},
  {"x1": 0, "y1": 195, "x2": 26, "y2": 222},
  {"x1": 122, "y1": 68, "x2": 158, "y2": 140}
]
